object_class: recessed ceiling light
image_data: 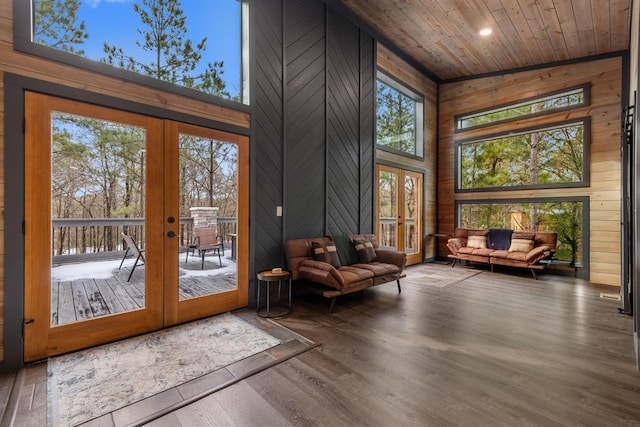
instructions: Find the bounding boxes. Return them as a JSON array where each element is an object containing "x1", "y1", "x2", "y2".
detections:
[{"x1": 479, "y1": 28, "x2": 493, "y2": 36}]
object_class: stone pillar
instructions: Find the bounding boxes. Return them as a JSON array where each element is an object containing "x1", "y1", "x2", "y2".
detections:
[{"x1": 189, "y1": 207, "x2": 219, "y2": 229}]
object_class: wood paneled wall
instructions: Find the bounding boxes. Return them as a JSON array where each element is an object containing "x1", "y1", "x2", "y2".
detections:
[
  {"x1": 439, "y1": 57, "x2": 623, "y2": 286},
  {"x1": 376, "y1": 45, "x2": 438, "y2": 259}
]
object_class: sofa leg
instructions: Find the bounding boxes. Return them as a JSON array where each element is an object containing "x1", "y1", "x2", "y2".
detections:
[
  {"x1": 329, "y1": 297, "x2": 337, "y2": 314},
  {"x1": 530, "y1": 269, "x2": 538, "y2": 280},
  {"x1": 490, "y1": 263, "x2": 494, "y2": 273},
  {"x1": 451, "y1": 258, "x2": 457, "y2": 268},
  {"x1": 397, "y1": 279, "x2": 402, "y2": 293}
]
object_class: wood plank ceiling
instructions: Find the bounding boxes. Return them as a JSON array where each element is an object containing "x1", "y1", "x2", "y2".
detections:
[{"x1": 336, "y1": 0, "x2": 632, "y2": 81}]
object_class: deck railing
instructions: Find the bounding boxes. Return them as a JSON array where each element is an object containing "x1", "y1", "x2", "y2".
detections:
[
  {"x1": 52, "y1": 217, "x2": 236, "y2": 263},
  {"x1": 379, "y1": 217, "x2": 417, "y2": 249}
]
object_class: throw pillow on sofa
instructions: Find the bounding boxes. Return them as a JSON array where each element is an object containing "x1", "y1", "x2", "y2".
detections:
[
  {"x1": 508, "y1": 236, "x2": 535, "y2": 253},
  {"x1": 312, "y1": 241, "x2": 342, "y2": 268},
  {"x1": 353, "y1": 239, "x2": 377, "y2": 263},
  {"x1": 467, "y1": 235, "x2": 487, "y2": 249}
]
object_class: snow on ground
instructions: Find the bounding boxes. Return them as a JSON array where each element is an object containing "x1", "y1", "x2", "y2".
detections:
[{"x1": 51, "y1": 257, "x2": 236, "y2": 281}]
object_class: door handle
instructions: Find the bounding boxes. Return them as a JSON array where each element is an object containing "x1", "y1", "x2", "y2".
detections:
[{"x1": 167, "y1": 231, "x2": 176, "y2": 238}]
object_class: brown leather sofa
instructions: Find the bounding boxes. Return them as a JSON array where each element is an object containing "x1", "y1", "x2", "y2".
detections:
[
  {"x1": 446, "y1": 228, "x2": 557, "y2": 279},
  {"x1": 284, "y1": 234, "x2": 406, "y2": 312}
]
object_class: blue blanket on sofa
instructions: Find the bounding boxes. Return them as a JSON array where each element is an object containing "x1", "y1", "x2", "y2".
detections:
[{"x1": 487, "y1": 228, "x2": 513, "y2": 250}]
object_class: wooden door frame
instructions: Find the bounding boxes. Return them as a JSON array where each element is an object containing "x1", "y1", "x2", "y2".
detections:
[
  {"x1": 22, "y1": 93, "x2": 250, "y2": 362},
  {"x1": 163, "y1": 121, "x2": 249, "y2": 326},
  {"x1": 375, "y1": 164, "x2": 423, "y2": 265},
  {"x1": 24, "y1": 92, "x2": 165, "y2": 361},
  {"x1": 2, "y1": 75, "x2": 252, "y2": 370}
]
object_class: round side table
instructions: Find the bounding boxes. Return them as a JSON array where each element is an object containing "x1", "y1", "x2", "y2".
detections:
[{"x1": 256, "y1": 270, "x2": 292, "y2": 318}]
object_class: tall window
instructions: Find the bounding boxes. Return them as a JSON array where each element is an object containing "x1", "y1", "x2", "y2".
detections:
[
  {"x1": 457, "y1": 199, "x2": 587, "y2": 264},
  {"x1": 20, "y1": 0, "x2": 247, "y2": 103},
  {"x1": 457, "y1": 119, "x2": 589, "y2": 191},
  {"x1": 376, "y1": 72, "x2": 424, "y2": 157}
]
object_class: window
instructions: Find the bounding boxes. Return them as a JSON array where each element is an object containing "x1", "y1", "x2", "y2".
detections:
[
  {"x1": 376, "y1": 72, "x2": 424, "y2": 157},
  {"x1": 455, "y1": 84, "x2": 590, "y2": 131},
  {"x1": 457, "y1": 198, "x2": 588, "y2": 264},
  {"x1": 17, "y1": 0, "x2": 248, "y2": 104},
  {"x1": 457, "y1": 119, "x2": 589, "y2": 191}
]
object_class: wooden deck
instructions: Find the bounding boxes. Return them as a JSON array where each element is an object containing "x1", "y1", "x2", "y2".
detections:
[{"x1": 51, "y1": 260, "x2": 236, "y2": 326}]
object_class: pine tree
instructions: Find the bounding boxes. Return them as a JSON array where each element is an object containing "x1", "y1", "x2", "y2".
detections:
[
  {"x1": 102, "y1": 0, "x2": 228, "y2": 97},
  {"x1": 33, "y1": 0, "x2": 88, "y2": 55}
]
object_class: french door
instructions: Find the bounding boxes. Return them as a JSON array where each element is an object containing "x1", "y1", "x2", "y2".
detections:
[
  {"x1": 23, "y1": 92, "x2": 248, "y2": 362},
  {"x1": 376, "y1": 165, "x2": 423, "y2": 265}
]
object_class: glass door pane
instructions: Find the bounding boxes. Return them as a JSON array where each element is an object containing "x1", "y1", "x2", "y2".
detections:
[
  {"x1": 178, "y1": 134, "x2": 238, "y2": 300},
  {"x1": 404, "y1": 172, "x2": 422, "y2": 264},
  {"x1": 377, "y1": 167, "x2": 398, "y2": 250},
  {"x1": 376, "y1": 165, "x2": 423, "y2": 265},
  {"x1": 24, "y1": 92, "x2": 164, "y2": 362},
  {"x1": 163, "y1": 121, "x2": 249, "y2": 326},
  {"x1": 50, "y1": 113, "x2": 148, "y2": 325}
]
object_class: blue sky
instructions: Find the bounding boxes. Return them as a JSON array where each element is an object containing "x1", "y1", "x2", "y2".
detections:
[{"x1": 75, "y1": 0, "x2": 241, "y2": 96}]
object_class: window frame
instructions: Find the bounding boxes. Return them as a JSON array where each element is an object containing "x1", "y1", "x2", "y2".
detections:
[
  {"x1": 454, "y1": 83, "x2": 591, "y2": 133},
  {"x1": 375, "y1": 71, "x2": 424, "y2": 159},
  {"x1": 455, "y1": 117, "x2": 591, "y2": 193},
  {"x1": 455, "y1": 196, "x2": 590, "y2": 272},
  {"x1": 13, "y1": 0, "x2": 250, "y2": 111}
]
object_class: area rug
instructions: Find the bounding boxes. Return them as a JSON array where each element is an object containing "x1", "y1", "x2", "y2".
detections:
[
  {"x1": 47, "y1": 313, "x2": 281, "y2": 426},
  {"x1": 403, "y1": 263, "x2": 484, "y2": 288}
]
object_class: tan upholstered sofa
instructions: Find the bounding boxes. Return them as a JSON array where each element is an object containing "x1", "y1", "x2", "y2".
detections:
[
  {"x1": 284, "y1": 234, "x2": 406, "y2": 312},
  {"x1": 446, "y1": 228, "x2": 557, "y2": 279}
]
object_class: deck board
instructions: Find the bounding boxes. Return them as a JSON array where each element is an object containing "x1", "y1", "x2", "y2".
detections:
[
  {"x1": 82, "y1": 279, "x2": 111, "y2": 318},
  {"x1": 51, "y1": 265, "x2": 237, "y2": 326},
  {"x1": 94, "y1": 278, "x2": 125, "y2": 314},
  {"x1": 57, "y1": 282, "x2": 75, "y2": 324}
]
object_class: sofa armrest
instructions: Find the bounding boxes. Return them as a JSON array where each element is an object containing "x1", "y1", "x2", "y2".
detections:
[
  {"x1": 299, "y1": 259, "x2": 345, "y2": 289},
  {"x1": 525, "y1": 245, "x2": 551, "y2": 263},
  {"x1": 375, "y1": 249, "x2": 406, "y2": 271},
  {"x1": 447, "y1": 238, "x2": 464, "y2": 255}
]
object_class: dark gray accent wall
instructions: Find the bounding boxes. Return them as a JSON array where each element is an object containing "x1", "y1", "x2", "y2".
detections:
[
  {"x1": 284, "y1": 0, "x2": 327, "y2": 240},
  {"x1": 359, "y1": 34, "x2": 375, "y2": 234},
  {"x1": 251, "y1": 0, "x2": 376, "y2": 293},
  {"x1": 326, "y1": 8, "x2": 361, "y2": 236},
  {"x1": 252, "y1": 0, "x2": 285, "y2": 275}
]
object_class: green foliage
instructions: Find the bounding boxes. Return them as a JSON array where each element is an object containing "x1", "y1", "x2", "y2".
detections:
[
  {"x1": 376, "y1": 82, "x2": 416, "y2": 155},
  {"x1": 460, "y1": 201, "x2": 583, "y2": 263},
  {"x1": 459, "y1": 90, "x2": 584, "y2": 129},
  {"x1": 377, "y1": 171, "x2": 397, "y2": 218},
  {"x1": 460, "y1": 123, "x2": 583, "y2": 189},
  {"x1": 102, "y1": 0, "x2": 228, "y2": 97},
  {"x1": 33, "y1": 0, "x2": 88, "y2": 55}
]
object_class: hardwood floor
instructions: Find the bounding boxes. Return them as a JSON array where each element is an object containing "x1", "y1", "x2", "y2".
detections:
[{"x1": 3, "y1": 263, "x2": 640, "y2": 426}]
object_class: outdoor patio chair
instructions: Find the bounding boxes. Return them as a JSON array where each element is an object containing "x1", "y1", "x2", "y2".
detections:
[
  {"x1": 186, "y1": 226, "x2": 224, "y2": 269},
  {"x1": 119, "y1": 233, "x2": 145, "y2": 282}
]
